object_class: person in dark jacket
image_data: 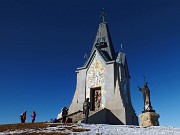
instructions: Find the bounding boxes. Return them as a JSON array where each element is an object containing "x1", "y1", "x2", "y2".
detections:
[
  {"x1": 83, "y1": 98, "x2": 90, "y2": 124},
  {"x1": 62, "y1": 107, "x2": 68, "y2": 123},
  {"x1": 31, "y1": 111, "x2": 36, "y2": 123},
  {"x1": 20, "y1": 111, "x2": 27, "y2": 123}
]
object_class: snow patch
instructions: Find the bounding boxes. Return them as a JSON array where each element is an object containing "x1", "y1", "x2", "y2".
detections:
[{"x1": 0, "y1": 124, "x2": 180, "y2": 135}]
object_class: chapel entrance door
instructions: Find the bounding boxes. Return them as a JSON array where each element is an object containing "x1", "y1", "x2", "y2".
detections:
[{"x1": 90, "y1": 87, "x2": 101, "y2": 111}]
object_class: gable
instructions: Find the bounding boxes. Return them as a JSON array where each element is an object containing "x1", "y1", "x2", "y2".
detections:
[
  {"x1": 83, "y1": 48, "x2": 107, "y2": 69},
  {"x1": 86, "y1": 51, "x2": 106, "y2": 108}
]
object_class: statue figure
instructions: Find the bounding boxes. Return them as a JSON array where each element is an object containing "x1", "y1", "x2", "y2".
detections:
[
  {"x1": 95, "y1": 91, "x2": 101, "y2": 109},
  {"x1": 138, "y1": 82, "x2": 153, "y2": 111}
]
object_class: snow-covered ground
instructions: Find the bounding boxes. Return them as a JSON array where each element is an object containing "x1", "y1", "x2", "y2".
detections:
[{"x1": 1, "y1": 123, "x2": 180, "y2": 135}]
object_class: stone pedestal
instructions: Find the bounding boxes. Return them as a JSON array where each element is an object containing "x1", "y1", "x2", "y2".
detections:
[{"x1": 139, "y1": 111, "x2": 160, "y2": 127}]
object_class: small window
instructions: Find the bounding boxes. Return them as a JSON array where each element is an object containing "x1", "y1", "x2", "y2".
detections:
[
  {"x1": 102, "y1": 36, "x2": 106, "y2": 42},
  {"x1": 97, "y1": 38, "x2": 101, "y2": 43}
]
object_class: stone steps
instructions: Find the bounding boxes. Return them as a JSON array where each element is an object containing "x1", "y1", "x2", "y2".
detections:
[{"x1": 57, "y1": 109, "x2": 102, "y2": 123}]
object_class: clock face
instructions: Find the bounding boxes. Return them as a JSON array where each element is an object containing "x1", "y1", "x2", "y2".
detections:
[{"x1": 87, "y1": 60, "x2": 105, "y2": 88}]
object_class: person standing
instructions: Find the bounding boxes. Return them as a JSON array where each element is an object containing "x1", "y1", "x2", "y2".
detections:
[
  {"x1": 62, "y1": 107, "x2": 68, "y2": 123},
  {"x1": 83, "y1": 98, "x2": 90, "y2": 124},
  {"x1": 31, "y1": 111, "x2": 36, "y2": 123},
  {"x1": 20, "y1": 111, "x2": 27, "y2": 123}
]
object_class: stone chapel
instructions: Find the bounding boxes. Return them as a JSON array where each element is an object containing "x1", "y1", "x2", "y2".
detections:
[{"x1": 58, "y1": 14, "x2": 138, "y2": 125}]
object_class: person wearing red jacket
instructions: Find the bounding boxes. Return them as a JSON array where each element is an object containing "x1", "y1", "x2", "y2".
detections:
[{"x1": 20, "y1": 111, "x2": 27, "y2": 123}]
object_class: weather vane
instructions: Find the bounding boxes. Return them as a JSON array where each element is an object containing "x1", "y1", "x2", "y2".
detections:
[{"x1": 100, "y1": 10, "x2": 107, "y2": 23}]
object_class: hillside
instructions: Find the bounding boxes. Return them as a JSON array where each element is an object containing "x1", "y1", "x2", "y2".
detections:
[{"x1": 0, "y1": 123, "x2": 180, "y2": 135}]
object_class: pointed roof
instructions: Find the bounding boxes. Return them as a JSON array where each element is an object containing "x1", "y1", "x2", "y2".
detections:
[{"x1": 90, "y1": 22, "x2": 115, "y2": 61}]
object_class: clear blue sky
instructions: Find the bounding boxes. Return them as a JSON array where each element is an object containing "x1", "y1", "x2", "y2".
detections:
[{"x1": 0, "y1": 0, "x2": 180, "y2": 127}]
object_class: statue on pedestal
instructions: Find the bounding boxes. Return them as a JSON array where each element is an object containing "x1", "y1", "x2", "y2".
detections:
[
  {"x1": 138, "y1": 82, "x2": 153, "y2": 111},
  {"x1": 138, "y1": 81, "x2": 160, "y2": 126}
]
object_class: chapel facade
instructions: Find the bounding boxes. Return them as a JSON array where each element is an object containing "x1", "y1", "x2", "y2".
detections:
[{"x1": 58, "y1": 15, "x2": 138, "y2": 125}]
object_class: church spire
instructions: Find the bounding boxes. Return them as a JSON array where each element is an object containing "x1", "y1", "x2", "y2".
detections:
[
  {"x1": 100, "y1": 11, "x2": 107, "y2": 23},
  {"x1": 90, "y1": 12, "x2": 115, "y2": 61}
]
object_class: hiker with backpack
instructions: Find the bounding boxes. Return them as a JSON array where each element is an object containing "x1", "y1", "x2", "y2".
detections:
[{"x1": 62, "y1": 107, "x2": 68, "y2": 123}]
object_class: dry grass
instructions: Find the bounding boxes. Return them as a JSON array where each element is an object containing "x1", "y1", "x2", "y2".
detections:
[
  {"x1": 0, "y1": 122, "x2": 90, "y2": 135},
  {"x1": 72, "y1": 128, "x2": 90, "y2": 132},
  {"x1": 0, "y1": 123, "x2": 47, "y2": 132},
  {"x1": 11, "y1": 133, "x2": 68, "y2": 135}
]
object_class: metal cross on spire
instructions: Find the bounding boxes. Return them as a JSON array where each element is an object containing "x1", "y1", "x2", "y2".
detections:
[{"x1": 101, "y1": 10, "x2": 107, "y2": 23}]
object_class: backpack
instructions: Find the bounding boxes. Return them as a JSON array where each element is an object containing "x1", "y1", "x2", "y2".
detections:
[
  {"x1": 83, "y1": 101, "x2": 90, "y2": 111},
  {"x1": 62, "y1": 107, "x2": 68, "y2": 116}
]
